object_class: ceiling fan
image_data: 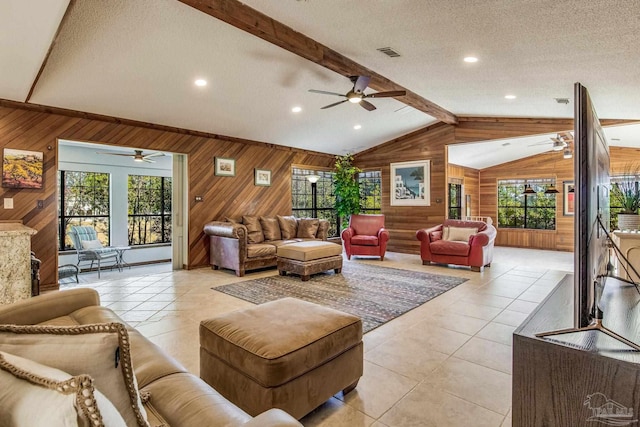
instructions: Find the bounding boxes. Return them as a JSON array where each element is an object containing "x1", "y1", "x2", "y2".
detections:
[
  {"x1": 96, "y1": 149, "x2": 165, "y2": 163},
  {"x1": 528, "y1": 133, "x2": 574, "y2": 151},
  {"x1": 308, "y1": 75, "x2": 406, "y2": 111}
]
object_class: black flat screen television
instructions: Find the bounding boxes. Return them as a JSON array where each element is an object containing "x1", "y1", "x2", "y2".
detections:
[{"x1": 574, "y1": 82, "x2": 610, "y2": 328}]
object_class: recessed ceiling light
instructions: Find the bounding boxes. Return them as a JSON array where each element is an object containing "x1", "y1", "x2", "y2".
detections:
[
  {"x1": 505, "y1": 94, "x2": 516, "y2": 100},
  {"x1": 194, "y1": 79, "x2": 207, "y2": 87},
  {"x1": 463, "y1": 56, "x2": 478, "y2": 63},
  {"x1": 353, "y1": 124, "x2": 362, "y2": 130},
  {"x1": 291, "y1": 106, "x2": 302, "y2": 113}
]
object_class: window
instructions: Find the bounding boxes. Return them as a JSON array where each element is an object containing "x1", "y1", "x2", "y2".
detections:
[
  {"x1": 497, "y1": 179, "x2": 556, "y2": 230},
  {"x1": 448, "y1": 182, "x2": 462, "y2": 219},
  {"x1": 128, "y1": 175, "x2": 172, "y2": 245},
  {"x1": 58, "y1": 171, "x2": 110, "y2": 250},
  {"x1": 292, "y1": 168, "x2": 338, "y2": 237},
  {"x1": 359, "y1": 170, "x2": 382, "y2": 214}
]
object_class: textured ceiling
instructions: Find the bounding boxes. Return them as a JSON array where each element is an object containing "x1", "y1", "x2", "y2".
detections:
[{"x1": 1, "y1": 0, "x2": 639, "y2": 161}]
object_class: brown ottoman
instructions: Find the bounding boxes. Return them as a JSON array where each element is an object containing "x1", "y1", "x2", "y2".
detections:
[
  {"x1": 277, "y1": 241, "x2": 343, "y2": 281},
  {"x1": 199, "y1": 298, "x2": 363, "y2": 419}
]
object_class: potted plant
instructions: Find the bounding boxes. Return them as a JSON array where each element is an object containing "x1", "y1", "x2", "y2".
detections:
[
  {"x1": 334, "y1": 153, "x2": 362, "y2": 229},
  {"x1": 611, "y1": 163, "x2": 640, "y2": 230}
]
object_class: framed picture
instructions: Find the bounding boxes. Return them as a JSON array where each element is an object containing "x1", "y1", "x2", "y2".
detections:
[
  {"x1": 254, "y1": 168, "x2": 271, "y2": 186},
  {"x1": 390, "y1": 160, "x2": 430, "y2": 206},
  {"x1": 2, "y1": 148, "x2": 44, "y2": 189},
  {"x1": 214, "y1": 157, "x2": 235, "y2": 176},
  {"x1": 563, "y1": 180, "x2": 575, "y2": 216}
]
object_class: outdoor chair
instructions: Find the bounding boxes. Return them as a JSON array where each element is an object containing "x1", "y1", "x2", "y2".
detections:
[{"x1": 69, "y1": 226, "x2": 118, "y2": 278}]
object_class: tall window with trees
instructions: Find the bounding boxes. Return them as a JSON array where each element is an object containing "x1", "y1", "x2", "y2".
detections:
[
  {"x1": 448, "y1": 182, "x2": 462, "y2": 219},
  {"x1": 128, "y1": 175, "x2": 172, "y2": 245},
  {"x1": 359, "y1": 170, "x2": 382, "y2": 214},
  {"x1": 58, "y1": 171, "x2": 110, "y2": 250},
  {"x1": 497, "y1": 179, "x2": 556, "y2": 230},
  {"x1": 292, "y1": 168, "x2": 337, "y2": 237}
]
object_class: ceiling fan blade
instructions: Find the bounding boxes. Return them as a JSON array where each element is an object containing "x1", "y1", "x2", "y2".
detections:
[
  {"x1": 309, "y1": 89, "x2": 346, "y2": 97},
  {"x1": 143, "y1": 152, "x2": 164, "y2": 158},
  {"x1": 142, "y1": 158, "x2": 156, "y2": 163},
  {"x1": 360, "y1": 100, "x2": 377, "y2": 111},
  {"x1": 352, "y1": 76, "x2": 371, "y2": 93},
  {"x1": 96, "y1": 152, "x2": 133, "y2": 157},
  {"x1": 321, "y1": 100, "x2": 349, "y2": 109},
  {"x1": 366, "y1": 90, "x2": 406, "y2": 99}
]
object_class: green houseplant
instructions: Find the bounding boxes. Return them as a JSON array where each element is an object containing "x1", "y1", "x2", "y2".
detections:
[
  {"x1": 611, "y1": 163, "x2": 640, "y2": 230},
  {"x1": 334, "y1": 153, "x2": 362, "y2": 229}
]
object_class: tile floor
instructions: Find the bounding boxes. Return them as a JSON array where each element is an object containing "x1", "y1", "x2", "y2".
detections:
[{"x1": 60, "y1": 247, "x2": 574, "y2": 427}]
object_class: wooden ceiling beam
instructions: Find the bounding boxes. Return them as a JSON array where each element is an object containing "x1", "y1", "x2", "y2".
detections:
[{"x1": 178, "y1": 0, "x2": 459, "y2": 125}]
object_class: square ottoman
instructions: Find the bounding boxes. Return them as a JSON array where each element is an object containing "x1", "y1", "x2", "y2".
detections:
[
  {"x1": 199, "y1": 297, "x2": 363, "y2": 419},
  {"x1": 277, "y1": 241, "x2": 343, "y2": 281}
]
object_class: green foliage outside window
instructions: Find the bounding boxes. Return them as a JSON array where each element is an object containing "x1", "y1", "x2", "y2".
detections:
[
  {"x1": 497, "y1": 180, "x2": 556, "y2": 230},
  {"x1": 128, "y1": 175, "x2": 172, "y2": 245}
]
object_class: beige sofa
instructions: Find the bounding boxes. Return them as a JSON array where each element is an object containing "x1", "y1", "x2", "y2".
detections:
[
  {"x1": 204, "y1": 215, "x2": 329, "y2": 277},
  {"x1": 0, "y1": 289, "x2": 302, "y2": 426}
]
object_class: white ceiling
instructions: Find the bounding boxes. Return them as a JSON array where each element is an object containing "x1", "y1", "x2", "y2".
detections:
[{"x1": 2, "y1": 0, "x2": 639, "y2": 159}]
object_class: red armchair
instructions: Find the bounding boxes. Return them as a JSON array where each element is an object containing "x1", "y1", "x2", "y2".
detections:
[
  {"x1": 416, "y1": 219, "x2": 496, "y2": 272},
  {"x1": 341, "y1": 214, "x2": 390, "y2": 261}
]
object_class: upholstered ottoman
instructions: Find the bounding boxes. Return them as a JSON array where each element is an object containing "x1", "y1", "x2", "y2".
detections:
[
  {"x1": 199, "y1": 298, "x2": 363, "y2": 419},
  {"x1": 277, "y1": 241, "x2": 343, "y2": 281}
]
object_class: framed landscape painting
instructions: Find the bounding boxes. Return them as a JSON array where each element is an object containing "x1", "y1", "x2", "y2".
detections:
[
  {"x1": 390, "y1": 160, "x2": 430, "y2": 206},
  {"x1": 254, "y1": 169, "x2": 271, "y2": 186},
  {"x1": 214, "y1": 157, "x2": 235, "y2": 176},
  {"x1": 563, "y1": 180, "x2": 575, "y2": 216},
  {"x1": 2, "y1": 148, "x2": 43, "y2": 189}
]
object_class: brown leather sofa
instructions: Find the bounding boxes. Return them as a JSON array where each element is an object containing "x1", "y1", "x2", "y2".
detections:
[
  {"x1": 204, "y1": 215, "x2": 329, "y2": 277},
  {"x1": 0, "y1": 289, "x2": 302, "y2": 427},
  {"x1": 416, "y1": 219, "x2": 497, "y2": 272}
]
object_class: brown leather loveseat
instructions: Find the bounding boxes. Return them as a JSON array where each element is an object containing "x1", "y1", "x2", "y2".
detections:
[
  {"x1": 416, "y1": 219, "x2": 497, "y2": 272},
  {"x1": 204, "y1": 215, "x2": 329, "y2": 277}
]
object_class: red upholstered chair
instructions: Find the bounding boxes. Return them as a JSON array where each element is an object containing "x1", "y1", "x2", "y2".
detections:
[
  {"x1": 341, "y1": 214, "x2": 390, "y2": 261},
  {"x1": 416, "y1": 219, "x2": 496, "y2": 272}
]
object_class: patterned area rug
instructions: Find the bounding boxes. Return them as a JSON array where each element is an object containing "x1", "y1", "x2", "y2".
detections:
[{"x1": 212, "y1": 262, "x2": 468, "y2": 333}]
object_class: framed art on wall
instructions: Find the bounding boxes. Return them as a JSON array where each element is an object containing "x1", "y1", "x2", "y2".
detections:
[
  {"x1": 390, "y1": 160, "x2": 430, "y2": 206},
  {"x1": 254, "y1": 169, "x2": 271, "y2": 186},
  {"x1": 2, "y1": 148, "x2": 44, "y2": 189},
  {"x1": 563, "y1": 180, "x2": 575, "y2": 216},
  {"x1": 214, "y1": 157, "x2": 235, "y2": 176}
]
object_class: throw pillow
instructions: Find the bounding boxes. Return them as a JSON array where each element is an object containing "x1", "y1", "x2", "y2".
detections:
[
  {"x1": 0, "y1": 351, "x2": 126, "y2": 427},
  {"x1": 0, "y1": 323, "x2": 149, "y2": 427},
  {"x1": 259, "y1": 216, "x2": 282, "y2": 241},
  {"x1": 297, "y1": 218, "x2": 320, "y2": 239},
  {"x1": 277, "y1": 215, "x2": 298, "y2": 240},
  {"x1": 445, "y1": 226, "x2": 478, "y2": 242},
  {"x1": 81, "y1": 239, "x2": 103, "y2": 250},
  {"x1": 242, "y1": 216, "x2": 265, "y2": 244},
  {"x1": 442, "y1": 226, "x2": 450, "y2": 241}
]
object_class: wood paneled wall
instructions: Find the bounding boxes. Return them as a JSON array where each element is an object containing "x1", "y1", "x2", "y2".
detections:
[
  {"x1": 355, "y1": 123, "x2": 455, "y2": 254},
  {"x1": 478, "y1": 152, "x2": 575, "y2": 251},
  {"x1": 448, "y1": 164, "x2": 480, "y2": 217},
  {"x1": 0, "y1": 103, "x2": 333, "y2": 288},
  {"x1": 610, "y1": 147, "x2": 640, "y2": 173}
]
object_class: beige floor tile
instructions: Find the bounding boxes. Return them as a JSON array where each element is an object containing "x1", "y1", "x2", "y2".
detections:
[
  {"x1": 118, "y1": 310, "x2": 158, "y2": 322},
  {"x1": 422, "y1": 311, "x2": 489, "y2": 336},
  {"x1": 424, "y1": 357, "x2": 512, "y2": 415},
  {"x1": 475, "y1": 284, "x2": 527, "y2": 299},
  {"x1": 476, "y1": 322, "x2": 517, "y2": 347},
  {"x1": 337, "y1": 361, "x2": 417, "y2": 419},
  {"x1": 517, "y1": 288, "x2": 550, "y2": 303},
  {"x1": 379, "y1": 385, "x2": 504, "y2": 427},
  {"x1": 453, "y1": 337, "x2": 512, "y2": 374},
  {"x1": 115, "y1": 293, "x2": 153, "y2": 302},
  {"x1": 405, "y1": 324, "x2": 473, "y2": 355},
  {"x1": 106, "y1": 300, "x2": 143, "y2": 311},
  {"x1": 443, "y1": 300, "x2": 503, "y2": 321},
  {"x1": 462, "y1": 292, "x2": 514, "y2": 309},
  {"x1": 492, "y1": 310, "x2": 529, "y2": 327},
  {"x1": 133, "y1": 300, "x2": 172, "y2": 311},
  {"x1": 501, "y1": 409, "x2": 512, "y2": 427},
  {"x1": 300, "y1": 398, "x2": 375, "y2": 427},
  {"x1": 506, "y1": 299, "x2": 539, "y2": 314},
  {"x1": 370, "y1": 422, "x2": 390, "y2": 427}
]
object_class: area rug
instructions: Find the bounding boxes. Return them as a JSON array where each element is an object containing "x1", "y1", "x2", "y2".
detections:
[{"x1": 212, "y1": 263, "x2": 468, "y2": 333}]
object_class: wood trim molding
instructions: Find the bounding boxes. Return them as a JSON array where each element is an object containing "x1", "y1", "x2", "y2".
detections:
[
  {"x1": 0, "y1": 98, "x2": 333, "y2": 158},
  {"x1": 178, "y1": 0, "x2": 458, "y2": 125}
]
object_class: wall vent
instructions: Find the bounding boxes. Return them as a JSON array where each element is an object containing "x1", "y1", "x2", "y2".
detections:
[
  {"x1": 377, "y1": 47, "x2": 401, "y2": 58},
  {"x1": 554, "y1": 98, "x2": 570, "y2": 104}
]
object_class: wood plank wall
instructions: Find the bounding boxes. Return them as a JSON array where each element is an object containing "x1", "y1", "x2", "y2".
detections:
[
  {"x1": 448, "y1": 164, "x2": 480, "y2": 217},
  {"x1": 355, "y1": 123, "x2": 455, "y2": 254},
  {"x1": 0, "y1": 104, "x2": 333, "y2": 288},
  {"x1": 355, "y1": 117, "x2": 637, "y2": 255}
]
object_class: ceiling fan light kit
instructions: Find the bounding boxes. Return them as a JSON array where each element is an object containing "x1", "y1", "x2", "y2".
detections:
[{"x1": 309, "y1": 75, "x2": 406, "y2": 111}]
